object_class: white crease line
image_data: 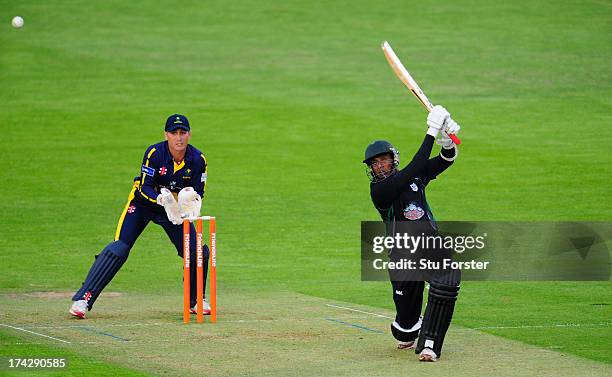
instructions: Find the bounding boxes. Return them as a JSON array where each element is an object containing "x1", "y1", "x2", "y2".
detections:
[
  {"x1": 0, "y1": 323, "x2": 71, "y2": 344},
  {"x1": 325, "y1": 304, "x2": 612, "y2": 330},
  {"x1": 326, "y1": 304, "x2": 394, "y2": 319},
  {"x1": 474, "y1": 323, "x2": 611, "y2": 330},
  {"x1": 24, "y1": 319, "x2": 275, "y2": 329},
  {"x1": 325, "y1": 305, "x2": 612, "y2": 331},
  {"x1": 26, "y1": 322, "x2": 169, "y2": 329},
  {"x1": 8, "y1": 339, "x2": 220, "y2": 345}
]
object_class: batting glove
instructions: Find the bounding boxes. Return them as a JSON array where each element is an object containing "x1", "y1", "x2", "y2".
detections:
[
  {"x1": 444, "y1": 117, "x2": 460, "y2": 136},
  {"x1": 436, "y1": 132, "x2": 454, "y2": 149},
  {"x1": 426, "y1": 105, "x2": 450, "y2": 138}
]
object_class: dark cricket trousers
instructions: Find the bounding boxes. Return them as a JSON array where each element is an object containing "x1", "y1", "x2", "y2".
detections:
[{"x1": 391, "y1": 280, "x2": 425, "y2": 339}]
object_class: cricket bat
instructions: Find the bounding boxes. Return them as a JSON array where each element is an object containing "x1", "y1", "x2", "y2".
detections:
[{"x1": 381, "y1": 41, "x2": 461, "y2": 145}]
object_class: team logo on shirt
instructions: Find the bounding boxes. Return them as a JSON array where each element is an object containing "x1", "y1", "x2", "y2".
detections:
[
  {"x1": 403, "y1": 203, "x2": 425, "y2": 220},
  {"x1": 127, "y1": 205, "x2": 136, "y2": 214},
  {"x1": 410, "y1": 183, "x2": 418, "y2": 192},
  {"x1": 183, "y1": 168, "x2": 191, "y2": 180},
  {"x1": 159, "y1": 166, "x2": 167, "y2": 176}
]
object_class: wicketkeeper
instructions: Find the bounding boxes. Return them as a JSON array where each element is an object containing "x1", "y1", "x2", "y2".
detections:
[
  {"x1": 363, "y1": 105, "x2": 461, "y2": 362},
  {"x1": 70, "y1": 114, "x2": 210, "y2": 319}
]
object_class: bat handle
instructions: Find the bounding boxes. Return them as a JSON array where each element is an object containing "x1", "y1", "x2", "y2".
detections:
[{"x1": 449, "y1": 133, "x2": 461, "y2": 145}]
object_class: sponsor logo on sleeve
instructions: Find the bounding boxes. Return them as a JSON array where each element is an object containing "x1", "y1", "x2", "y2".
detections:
[
  {"x1": 141, "y1": 165, "x2": 155, "y2": 177},
  {"x1": 201, "y1": 173, "x2": 207, "y2": 182}
]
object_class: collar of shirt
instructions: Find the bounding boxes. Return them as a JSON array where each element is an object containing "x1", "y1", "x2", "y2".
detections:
[{"x1": 163, "y1": 141, "x2": 193, "y2": 168}]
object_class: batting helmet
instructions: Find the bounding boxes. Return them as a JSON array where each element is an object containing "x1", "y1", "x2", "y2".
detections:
[{"x1": 363, "y1": 140, "x2": 399, "y2": 182}]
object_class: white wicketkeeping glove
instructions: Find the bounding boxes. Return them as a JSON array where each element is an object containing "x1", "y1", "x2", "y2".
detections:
[
  {"x1": 426, "y1": 105, "x2": 450, "y2": 138},
  {"x1": 178, "y1": 187, "x2": 202, "y2": 220},
  {"x1": 156, "y1": 188, "x2": 182, "y2": 225}
]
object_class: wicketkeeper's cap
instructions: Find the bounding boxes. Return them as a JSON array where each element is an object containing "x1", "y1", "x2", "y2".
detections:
[{"x1": 165, "y1": 114, "x2": 190, "y2": 132}]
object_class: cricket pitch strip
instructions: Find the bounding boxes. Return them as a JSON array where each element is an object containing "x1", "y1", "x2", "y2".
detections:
[{"x1": 0, "y1": 291, "x2": 609, "y2": 376}]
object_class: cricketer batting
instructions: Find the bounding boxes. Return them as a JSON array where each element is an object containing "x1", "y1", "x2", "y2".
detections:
[{"x1": 363, "y1": 105, "x2": 461, "y2": 362}]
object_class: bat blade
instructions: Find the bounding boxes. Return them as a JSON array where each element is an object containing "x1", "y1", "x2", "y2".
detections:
[
  {"x1": 381, "y1": 41, "x2": 461, "y2": 145},
  {"x1": 382, "y1": 41, "x2": 433, "y2": 111}
]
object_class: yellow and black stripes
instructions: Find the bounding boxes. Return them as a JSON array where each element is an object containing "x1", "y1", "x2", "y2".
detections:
[{"x1": 114, "y1": 181, "x2": 139, "y2": 241}]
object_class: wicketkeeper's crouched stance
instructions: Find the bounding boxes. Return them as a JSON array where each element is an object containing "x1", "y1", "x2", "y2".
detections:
[
  {"x1": 363, "y1": 106, "x2": 461, "y2": 362},
  {"x1": 70, "y1": 114, "x2": 210, "y2": 319}
]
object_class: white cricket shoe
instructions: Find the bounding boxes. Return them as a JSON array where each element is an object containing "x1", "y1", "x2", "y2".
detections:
[
  {"x1": 397, "y1": 340, "x2": 415, "y2": 350},
  {"x1": 69, "y1": 300, "x2": 88, "y2": 319},
  {"x1": 190, "y1": 299, "x2": 211, "y2": 315},
  {"x1": 418, "y1": 348, "x2": 438, "y2": 362}
]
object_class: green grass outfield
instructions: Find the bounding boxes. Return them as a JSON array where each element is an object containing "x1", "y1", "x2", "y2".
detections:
[{"x1": 1, "y1": 0, "x2": 610, "y2": 375}]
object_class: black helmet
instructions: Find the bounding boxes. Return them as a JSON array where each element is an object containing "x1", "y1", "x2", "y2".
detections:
[
  {"x1": 363, "y1": 140, "x2": 399, "y2": 182},
  {"x1": 363, "y1": 140, "x2": 399, "y2": 163}
]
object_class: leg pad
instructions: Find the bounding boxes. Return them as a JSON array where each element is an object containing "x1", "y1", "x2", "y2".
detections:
[
  {"x1": 415, "y1": 268, "x2": 461, "y2": 357},
  {"x1": 72, "y1": 241, "x2": 130, "y2": 309}
]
